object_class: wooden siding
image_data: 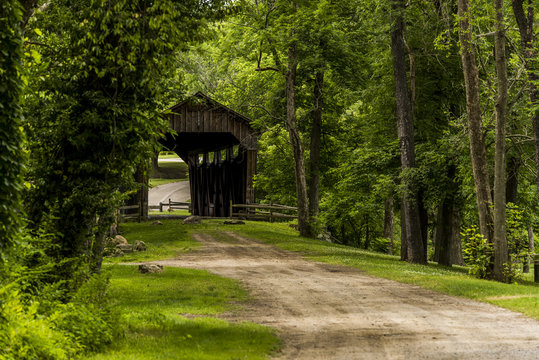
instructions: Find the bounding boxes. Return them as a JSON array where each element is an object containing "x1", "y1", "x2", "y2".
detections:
[{"x1": 168, "y1": 105, "x2": 257, "y2": 150}]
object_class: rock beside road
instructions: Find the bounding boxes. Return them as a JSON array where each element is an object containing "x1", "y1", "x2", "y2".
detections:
[
  {"x1": 224, "y1": 219, "x2": 245, "y2": 225},
  {"x1": 138, "y1": 264, "x2": 163, "y2": 274},
  {"x1": 183, "y1": 216, "x2": 201, "y2": 225}
]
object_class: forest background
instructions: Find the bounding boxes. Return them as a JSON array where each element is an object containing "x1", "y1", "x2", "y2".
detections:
[{"x1": 0, "y1": 0, "x2": 538, "y2": 358}]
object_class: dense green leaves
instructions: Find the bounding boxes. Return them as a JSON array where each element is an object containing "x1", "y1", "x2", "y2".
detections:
[{"x1": 0, "y1": 0, "x2": 25, "y2": 257}]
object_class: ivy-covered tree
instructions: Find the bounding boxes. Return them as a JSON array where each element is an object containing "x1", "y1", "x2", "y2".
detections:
[
  {"x1": 23, "y1": 0, "x2": 226, "y2": 276},
  {"x1": 0, "y1": 0, "x2": 25, "y2": 260}
]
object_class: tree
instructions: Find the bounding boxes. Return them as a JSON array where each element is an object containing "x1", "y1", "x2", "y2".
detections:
[
  {"x1": 457, "y1": 0, "x2": 494, "y2": 244},
  {"x1": 492, "y1": 0, "x2": 509, "y2": 281},
  {"x1": 390, "y1": 0, "x2": 425, "y2": 263},
  {"x1": 511, "y1": 0, "x2": 539, "y2": 202},
  {"x1": 0, "y1": 0, "x2": 25, "y2": 259},
  {"x1": 24, "y1": 0, "x2": 226, "y2": 275}
]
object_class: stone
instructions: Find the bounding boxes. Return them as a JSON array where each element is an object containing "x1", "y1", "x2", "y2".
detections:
[
  {"x1": 114, "y1": 235, "x2": 128, "y2": 245},
  {"x1": 138, "y1": 264, "x2": 163, "y2": 274},
  {"x1": 182, "y1": 216, "x2": 201, "y2": 225},
  {"x1": 151, "y1": 220, "x2": 163, "y2": 225},
  {"x1": 116, "y1": 243, "x2": 133, "y2": 253},
  {"x1": 133, "y1": 240, "x2": 146, "y2": 252},
  {"x1": 223, "y1": 219, "x2": 245, "y2": 225},
  {"x1": 104, "y1": 247, "x2": 124, "y2": 257}
]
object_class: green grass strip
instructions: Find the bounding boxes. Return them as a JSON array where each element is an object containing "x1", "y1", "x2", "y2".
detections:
[{"x1": 88, "y1": 266, "x2": 278, "y2": 360}]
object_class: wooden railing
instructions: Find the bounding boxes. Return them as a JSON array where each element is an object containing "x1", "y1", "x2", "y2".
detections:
[
  {"x1": 230, "y1": 201, "x2": 298, "y2": 222},
  {"x1": 149, "y1": 198, "x2": 191, "y2": 212},
  {"x1": 119, "y1": 203, "x2": 146, "y2": 222}
]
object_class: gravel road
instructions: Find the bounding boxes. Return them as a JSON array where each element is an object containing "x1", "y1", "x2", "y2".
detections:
[{"x1": 136, "y1": 231, "x2": 539, "y2": 359}]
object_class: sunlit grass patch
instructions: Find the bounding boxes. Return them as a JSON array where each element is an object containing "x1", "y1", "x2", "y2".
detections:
[
  {"x1": 105, "y1": 220, "x2": 199, "y2": 263},
  {"x1": 89, "y1": 266, "x2": 279, "y2": 360}
]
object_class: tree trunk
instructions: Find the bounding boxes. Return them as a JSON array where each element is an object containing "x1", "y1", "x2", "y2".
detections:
[
  {"x1": 505, "y1": 156, "x2": 520, "y2": 204},
  {"x1": 492, "y1": 0, "x2": 509, "y2": 282},
  {"x1": 418, "y1": 190, "x2": 429, "y2": 261},
  {"x1": 457, "y1": 0, "x2": 493, "y2": 243},
  {"x1": 286, "y1": 41, "x2": 311, "y2": 237},
  {"x1": 309, "y1": 71, "x2": 323, "y2": 220},
  {"x1": 391, "y1": 0, "x2": 425, "y2": 264},
  {"x1": 400, "y1": 201, "x2": 408, "y2": 261},
  {"x1": 523, "y1": 226, "x2": 534, "y2": 273},
  {"x1": 434, "y1": 165, "x2": 464, "y2": 266},
  {"x1": 384, "y1": 197, "x2": 394, "y2": 255},
  {"x1": 434, "y1": 196, "x2": 464, "y2": 266},
  {"x1": 511, "y1": 0, "x2": 539, "y2": 202}
]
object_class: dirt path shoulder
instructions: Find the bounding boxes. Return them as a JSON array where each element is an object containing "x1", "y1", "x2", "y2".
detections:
[{"x1": 135, "y1": 231, "x2": 539, "y2": 359}]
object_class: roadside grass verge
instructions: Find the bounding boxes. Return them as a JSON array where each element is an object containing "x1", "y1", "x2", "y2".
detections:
[
  {"x1": 88, "y1": 266, "x2": 278, "y2": 360},
  {"x1": 149, "y1": 178, "x2": 185, "y2": 187},
  {"x1": 106, "y1": 220, "x2": 198, "y2": 264},
  {"x1": 194, "y1": 220, "x2": 539, "y2": 320}
]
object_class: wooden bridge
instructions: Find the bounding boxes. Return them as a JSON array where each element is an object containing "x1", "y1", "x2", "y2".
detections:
[{"x1": 155, "y1": 92, "x2": 258, "y2": 217}]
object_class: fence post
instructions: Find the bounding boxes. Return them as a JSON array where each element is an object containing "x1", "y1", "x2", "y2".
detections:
[
  {"x1": 159, "y1": 202, "x2": 163, "y2": 212},
  {"x1": 229, "y1": 200, "x2": 233, "y2": 218},
  {"x1": 270, "y1": 201, "x2": 274, "y2": 223},
  {"x1": 534, "y1": 255, "x2": 539, "y2": 283}
]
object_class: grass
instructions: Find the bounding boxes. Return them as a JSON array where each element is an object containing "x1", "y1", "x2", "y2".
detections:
[
  {"x1": 106, "y1": 220, "x2": 197, "y2": 264},
  {"x1": 191, "y1": 220, "x2": 539, "y2": 320},
  {"x1": 88, "y1": 266, "x2": 278, "y2": 360},
  {"x1": 149, "y1": 178, "x2": 186, "y2": 187},
  {"x1": 94, "y1": 220, "x2": 280, "y2": 359},
  {"x1": 158, "y1": 161, "x2": 188, "y2": 170}
]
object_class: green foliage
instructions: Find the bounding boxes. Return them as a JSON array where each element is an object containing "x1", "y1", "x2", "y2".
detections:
[
  {"x1": 22, "y1": 0, "x2": 227, "y2": 277},
  {"x1": 461, "y1": 226, "x2": 492, "y2": 279},
  {"x1": 0, "y1": 0, "x2": 26, "y2": 256},
  {"x1": 84, "y1": 266, "x2": 279, "y2": 359},
  {"x1": 503, "y1": 204, "x2": 531, "y2": 282},
  {"x1": 50, "y1": 273, "x2": 119, "y2": 353},
  {"x1": 0, "y1": 292, "x2": 81, "y2": 360}
]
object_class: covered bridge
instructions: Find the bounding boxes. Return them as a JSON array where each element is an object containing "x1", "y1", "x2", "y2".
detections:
[{"x1": 159, "y1": 92, "x2": 258, "y2": 217}]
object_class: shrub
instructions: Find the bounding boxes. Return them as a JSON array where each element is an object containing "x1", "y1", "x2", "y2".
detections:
[
  {"x1": 369, "y1": 237, "x2": 400, "y2": 256},
  {"x1": 461, "y1": 226, "x2": 492, "y2": 278},
  {"x1": 0, "y1": 292, "x2": 80, "y2": 360},
  {"x1": 50, "y1": 272, "x2": 120, "y2": 353}
]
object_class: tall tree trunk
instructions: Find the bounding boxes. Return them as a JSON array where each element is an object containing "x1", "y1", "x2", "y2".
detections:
[
  {"x1": 434, "y1": 165, "x2": 464, "y2": 266},
  {"x1": 418, "y1": 190, "x2": 429, "y2": 261},
  {"x1": 400, "y1": 202, "x2": 408, "y2": 261},
  {"x1": 492, "y1": 0, "x2": 509, "y2": 282},
  {"x1": 512, "y1": 0, "x2": 539, "y2": 202},
  {"x1": 457, "y1": 0, "x2": 493, "y2": 243},
  {"x1": 286, "y1": 41, "x2": 311, "y2": 237},
  {"x1": 384, "y1": 197, "x2": 395, "y2": 255},
  {"x1": 523, "y1": 226, "x2": 534, "y2": 273},
  {"x1": 309, "y1": 71, "x2": 323, "y2": 220},
  {"x1": 391, "y1": 0, "x2": 425, "y2": 264},
  {"x1": 505, "y1": 155, "x2": 521, "y2": 204}
]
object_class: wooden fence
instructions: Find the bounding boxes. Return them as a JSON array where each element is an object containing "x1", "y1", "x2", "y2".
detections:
[
  {"x1": 150, "y1": 198, "x2": 191, "y2": 212},
  {"x1": 119, "y1": 203, "x2": 145, "y2": 222},
  {"x1": 229, "y1": 201, "x2": 298, "y2": 222}
]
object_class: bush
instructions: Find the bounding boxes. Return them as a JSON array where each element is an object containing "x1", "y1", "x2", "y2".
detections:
[
  {"x1": 51, "y1": 272, "x2": 120, "y2": 353},
  {"x1": 461, "y1": 226, "x2": 492, "y2": 278},
  {"x1": 0, "y1": 270, "x2": 120, "y2": 359},
  {"x1": 0, "y1": 292, "x2": 80, "y2": 360},
  {"x1": 369, "y1": 237, "x2": 400, "y2": 256}
]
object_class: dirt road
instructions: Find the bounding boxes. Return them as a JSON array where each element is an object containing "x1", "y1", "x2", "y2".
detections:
[
  {"x1": 148, "y1": 181, "x2": 190, "y2": 206},
  {"x1": 148, "y1": 231, "x2": 539, "y2": 359}
]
